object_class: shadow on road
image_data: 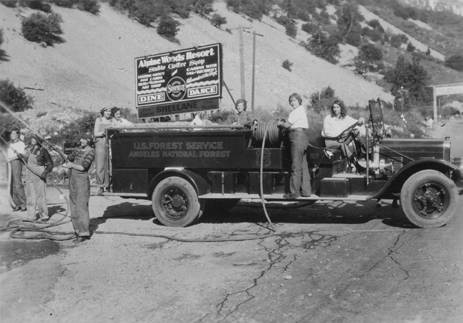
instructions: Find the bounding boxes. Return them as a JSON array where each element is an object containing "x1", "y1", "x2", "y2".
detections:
[{"x1": 96, "y1": 200, "x2": 415, "y2": 229}]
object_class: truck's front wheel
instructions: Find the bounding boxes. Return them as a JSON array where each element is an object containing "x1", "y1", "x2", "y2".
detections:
[
  {"x1": 152, "y1": 176, "x2": 201, "y2": 227},
  {"x1": 400, "y1": 170, "x2": 458, "y2": 228}
]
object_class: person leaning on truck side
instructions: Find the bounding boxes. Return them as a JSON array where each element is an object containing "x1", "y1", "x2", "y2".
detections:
[
  {"x1": 19, "y1": 134, "x2": 53, "y2": 222},
  {"x1": 63, "y1": 134, "x2": 95, "y2": 243},
  {"x1": 7, "y1": 128, "x2": 27, "y2": 211},
  {"x1": 278, "y1": 93, "x2": 312, "y2": 198},
  {"x1": 93, "y1": 106, "x2": 113, "y2": 195}
]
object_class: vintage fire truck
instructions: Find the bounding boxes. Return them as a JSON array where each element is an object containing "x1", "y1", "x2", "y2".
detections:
[
  {"x1": 105, "y1": 99, "x2": 463, "y2": 228},
  {"x1": 102, "y1": 44, "x2": 462, "y2": 228}
]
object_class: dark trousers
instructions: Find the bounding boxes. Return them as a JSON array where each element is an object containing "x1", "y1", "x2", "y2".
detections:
[
  {"x1": 10, "y1": 159, "x2": 26, "y2": 208},
  {"x1": 289, "y1": 129, "x2": 311, "y2": 196},
  {"x1": 69, "y1": 170, "x2": 90, "y2": 237}
]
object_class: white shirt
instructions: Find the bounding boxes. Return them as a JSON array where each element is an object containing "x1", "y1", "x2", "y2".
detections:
[
  {"x1": 112, "y1": 118, "x2": 132, "y2": 127},
  {"x1": 7, "y1": 140, "x2": 26, "y2": 161},
  {"x1": 322, "y1": 114, "x2": 357, "y2": 138},
  {"x1": 288, "y1": 105, "x2": 309, "y2": 129}
]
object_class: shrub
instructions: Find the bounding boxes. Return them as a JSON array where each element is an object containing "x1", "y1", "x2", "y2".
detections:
[
  {"x1": 367, "y1": 19, "x2": 383, "y2": 32},
  {"x1": 345, "y1": 29, "x2": 362, "y2": 46},
  {"x1": 310, "y1": 86, "x2": 338, "y2": 113},
  {"x1": 210, "y1": 13, "x2": 226, "y2": 28},
  {"x1": 51, "y1": 0, "x2": 76, "y2": 7},
  {"x1": 77, "y1": 0, "x2": 100, "y2": 14},
  {"x1": 1, "y1": 0, "x2": 17, "y2": 7},
  {"x1": 390, "y1": 33, "x2": 408, "y2": 48},
  {"x1": 131, "y1": 0, "x2": 167, "y2": 26},
  {"x1": 445, "y1": 54, "x2": 463, "y2": 71},
  {"x1": 226, "y1": 0, "x2": 271, "y2": 20},
  {"x1": 275, "y1": 15, "x2": 297, "y2": 38},
  {"x1": 0, "y1": 79, "x2": 33, "y2": 113},
  {"x1": 192, "y1": 0, "x2": 213, "y2": 16},
  {"x1": 22, "y1": 12, "x2": 63, "y2": 46},
  {"x1": 28, "y1": 0, "x2": 52, "y2": 12},
  {"x1": 301, "y1": 22, "x2": 318, "y2": 34},
  {"x1": 406, "y1": 42, "x2": 415, "y2": 52},
  {"x1": 157, "y1": 15, "x2": 180, "y2": 39},
  {"x1": 282, "y1": 59, "x2": 293, "y2": 71}
]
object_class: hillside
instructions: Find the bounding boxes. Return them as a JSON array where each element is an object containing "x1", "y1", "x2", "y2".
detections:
[{"x1": 0, "y1": 1, "x2": 393, "y2": 121}]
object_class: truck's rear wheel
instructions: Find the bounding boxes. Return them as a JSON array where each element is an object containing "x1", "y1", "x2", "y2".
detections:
[
  {"x1": 400, "y1": 170, "x2": 458, "y2": 228},
  {"x1": 152, "y1": 176, "x2": 201, "y2": 227}
]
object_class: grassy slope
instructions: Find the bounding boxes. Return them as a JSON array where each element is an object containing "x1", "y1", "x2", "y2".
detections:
[{"x1": 0, "y1": 1, "x2": 393, "y2": 122}]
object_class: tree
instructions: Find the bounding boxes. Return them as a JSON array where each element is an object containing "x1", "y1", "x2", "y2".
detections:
[
  {"x1": 157, "y1": 15, "x2": 180, "y2": 39},
  {"x1": 21, "y1": 12, "x2": 63, "y2": 46},
  {"x1": 0, "y1": 79, "x2": 33, "y2": 113},
  {"x1": 305, "y1": 31, "x2": 340, "y2": 64},
  {"x1": 445, "y1": 54, "x2": 463, "y2": 71},
  {"x1": 384, "y1": 55, "x2": 430, "y2": 105},
  {"x1": 210, "y1": 13, "x2": 226, "y2": 28},
  {"x1": 336, "y1": 3, "x2": 363, "y2": 43},
  {"x1": 192, "y1": 0, "x2": 213, "y2": 16},
  {"x1": 390, "y1": 33, "x2": 408, "y2": 48},
  {"x1": 131, "y1": 0, "x2": 167, "y2": 26},
  {"x1": 354, "y1": 44, "x2": 383, "y2": 74}
]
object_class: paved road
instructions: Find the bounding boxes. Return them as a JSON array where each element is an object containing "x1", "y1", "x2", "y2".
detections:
[{"x1": 0, "y1": 120, "x2": 462, "y2": 323}]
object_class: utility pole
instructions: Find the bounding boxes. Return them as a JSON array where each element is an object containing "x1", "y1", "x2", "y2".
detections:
[
  {"x1": 250, "y1": 31, "x2": 263, "y2": 112},
  {"x1": 239, "y1": 27, "x2": 246, "y2": 102}
]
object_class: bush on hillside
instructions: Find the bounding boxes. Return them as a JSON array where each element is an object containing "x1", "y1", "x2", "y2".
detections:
[
  {"x1": 392, "y1": 4, "x2": 418, "y2": 20},
  {"x1": 0, "y1": 79, "x2": 33, "y2": 113},
  {"x1": 157, "y1": 15, "x2": 180, "y2": 39},
  {"x1": 192, "y1": 0, "x2": 213, "y2": 16},
  {"x1": 305, "y1": 31, "x2": 340, "y2": 64},
  {"x1": 406, "y1": 42, "x2": 415, "y2": 52},
  {"x1": 77, "y1": 0, "x2": 100, "y2": 14},
  {"x1": 226, "y1": 0, "x2": 271, "y2": 20},
  {"x1": 28, "y1": 0, "x2": 52, "y2": 13},
  {"x1": 210, "y1": 13, "x2": 226, "y2": 28},
  {"x1": 310, "y1": 86, "x2": 339, "y2": 113},
  {"x1": 22, "y1": 12, "x2": 63, "y2": 46},
  {"x1": 390, "y1": 33, "x2": 408, "y2": 48},
  {"x1": 1, "y1": 0, "x2": 17, "y2": 7},
  {"x1": 354, "y1": 44, "x2": 383, "y2": 74},
  {"x1": 445, "y1": 54, "x2": 463, "y2": 71},
  {"x1": 367, "y1": 19, "x2": 383, "y2": 32},
  {"x1": 130, "y1": 0, "x2": 167, "y2": 26},
  {"x1": 282, "y1": 59, "x2": 293, "y2": 71},
  {"x1": 275, "y1": 15, "x2": 297, "y2": 38},
  {"x1": 301, "y1": 22, "x2": 318, "y2": 34},
  {"x1": 53, "y1": 111, "x2": 96, "y2": 145},
  {"x1": 51, "y1": 0, "x2": 76, "y2": 8},
  {"x1": 336, "y1": 3, "x2": 363, "y2": 43},
  {"x1": 345, "y1": 29, "x2": 362, "y2": 46},
  {"x1": 361, "y1": 26, "x2": 383, "y2": 42}
]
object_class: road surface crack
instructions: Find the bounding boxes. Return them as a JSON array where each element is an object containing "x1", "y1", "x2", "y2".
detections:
[{"x1": 215, "y1": 230, "x2": 337, "y2": 320}]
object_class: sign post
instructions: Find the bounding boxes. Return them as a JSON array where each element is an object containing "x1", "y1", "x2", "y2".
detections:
[{"x1": 135, "y1": 43, "x2": 223, "y2": 119}]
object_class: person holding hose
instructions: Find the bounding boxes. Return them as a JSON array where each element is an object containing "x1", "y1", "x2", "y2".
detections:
[
  {"x1": 63, "y1": 134, "x2": 95, "y2": 243},
  {"x1": 93, "y1": 107, "x2": 113, "y2": 195},
  {"x1": 7, "y1": 128, "x2": 27, "y2": 211},
  {"x1": 19, "y1": 135, "x2": 53, "y2": 222},
  {"x1": 278, "y1": 93, "x2": 312, "y2": 198}
]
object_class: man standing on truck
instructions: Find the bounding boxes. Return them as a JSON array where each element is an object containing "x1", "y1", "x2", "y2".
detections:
[
  {"x1": 278, "y1": 93, "x2": 312, "y2": 198},
  {"x1": 63, "y1": 134, "x2": 95, "y2": 243}
]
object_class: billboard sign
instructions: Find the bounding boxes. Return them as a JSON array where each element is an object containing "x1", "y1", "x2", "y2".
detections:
[{"x1": 135, "y1": 43, "x2": 222, "y2": 117}]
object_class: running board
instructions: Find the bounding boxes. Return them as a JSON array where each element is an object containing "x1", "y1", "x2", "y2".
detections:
[{"x1": 199, "y1": 193, "x2": 372, "y2": 201}]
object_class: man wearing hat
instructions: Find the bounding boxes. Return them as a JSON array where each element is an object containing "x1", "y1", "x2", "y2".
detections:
[
  {"x1": 63, "y1": 133, "x2": 95, "y2": 243},
  {"x1": 93, "y1": 107, "x2": 113, "y2": 195}
]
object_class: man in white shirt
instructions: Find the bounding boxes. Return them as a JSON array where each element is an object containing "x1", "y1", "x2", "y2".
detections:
[
  {"x1": 278, "y1": 93, "x2": 311, "y2": 198},
  {"x1": 7, "y1": 128, "x2": 27, "y2": 211}
]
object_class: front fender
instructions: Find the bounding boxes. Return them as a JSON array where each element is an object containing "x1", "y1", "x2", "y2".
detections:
[
  {"x1": 148, "y1": 168, "x2": 210, "y2": 197},
  {"x1": 374, "y1": 158, "x2": 460, "y2": 199}
]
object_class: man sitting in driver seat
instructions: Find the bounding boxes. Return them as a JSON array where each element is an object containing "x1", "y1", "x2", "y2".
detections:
[{"x1": 322, "y1": 100, "x2": 364, "y2": 162}]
